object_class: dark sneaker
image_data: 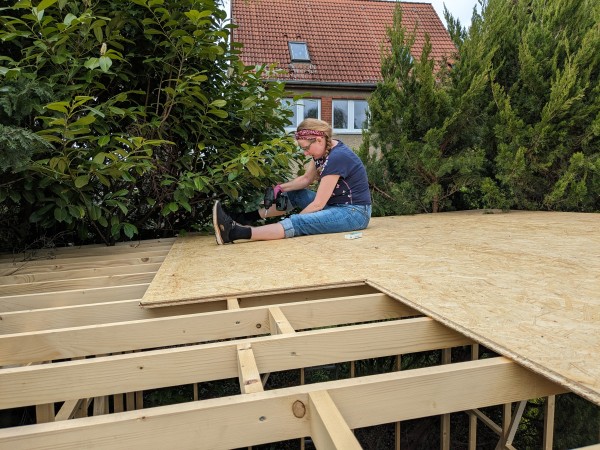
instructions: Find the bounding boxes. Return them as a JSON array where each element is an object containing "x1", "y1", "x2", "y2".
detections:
[{"x1": 213, "y1": 200, "x2": 234, "y2": 245}]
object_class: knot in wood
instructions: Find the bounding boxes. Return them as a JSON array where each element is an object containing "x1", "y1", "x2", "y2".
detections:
[{"x1": 292, "y1": 400, "x2": 306, "y2": 418}]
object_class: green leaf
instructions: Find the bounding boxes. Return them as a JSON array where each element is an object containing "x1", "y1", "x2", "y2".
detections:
[
  {"x1": 93, "y1": 153, "x2": 106, "y2": 164},
  {"x1": 110, "y1": 222, "x2": 121, "y2": 238},
  {"x1": 45, "y1": 102, "x2": 69, "y2": 113},
  {"x1": 208, "y1": 109, "x2": 228, "y2": 118},
  {"x1": 115, "y1": 201, "x2": 128, "y2": 214},
  {"x1": 84, "y1": 57, "x2": 100, "y2": 69},
  {"x1": 99, "y1": 56, "x2": 112, "y2": 72},
  {"x1": 63, "y1": 13, "x2": 77, "y2": 25},
  {"x1": 98, "y1": 136, "x2": 110, "y2": 147},
  {"x1": 89, "y1": 205, "x2": 101, "y2": 220},
  {"x1": 72, "y1": 114, "x2": 96, "y2": 126},
  {"x1": 67, "y1": 204, "x2": 85, "y2": 219},
  {"x1": 93, "y1": 25, "x2": 103, "y2": 43},
  {"x1": 37, "y1": 0, "x2": 59, "y2": 10},
  {"x1": 123, "y1": 223, "x2": 137, "y2": 238},
  {"x1": 193, "y1": 177, "x2": 204, "y2": 190},
  {"x1": 246, "y1": 159, "x2": 261, "y2": 177},
  {"x1": 74, "y1": 175, "x2": 90, "y2": 188},
  {"x1": 54, "y1": 207, "x2": 66, "y2": 222},
  {"x1": 9, "y1": 190, "x2": 21, "y2": 202},
  {"x1": 210, "y1": 99, "x2": 227, "y2": 107}
]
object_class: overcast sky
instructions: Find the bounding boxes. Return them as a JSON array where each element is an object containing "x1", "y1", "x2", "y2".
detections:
[{"x1": 404, "y1": 0, "x2": 480, "y2": 29}]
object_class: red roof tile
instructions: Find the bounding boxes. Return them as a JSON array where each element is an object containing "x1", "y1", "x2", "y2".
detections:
[{"x1": 231, "y1": 0, "x2": 457, "y2": 85}]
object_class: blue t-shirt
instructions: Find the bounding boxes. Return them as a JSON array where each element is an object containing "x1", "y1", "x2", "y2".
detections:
[{"x1": 314, "y1": 141, "x2": 371, "y2": 206}]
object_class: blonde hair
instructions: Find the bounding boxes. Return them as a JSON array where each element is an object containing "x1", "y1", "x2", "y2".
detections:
[{"x1": 297, "y1": 118, "x2": 333, "y2": 154}]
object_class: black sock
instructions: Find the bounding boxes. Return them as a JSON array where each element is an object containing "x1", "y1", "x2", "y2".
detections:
[{"x1": 230, "y1": 224, "x2": 252, "y2": 241}]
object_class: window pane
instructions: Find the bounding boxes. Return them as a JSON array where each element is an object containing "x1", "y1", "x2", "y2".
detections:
[
  {"x1": 304, "y1": 99, "x2": 318, "y2": 119},
  {"x1": 282, "y1": 98, "x2": 297, "y2": 127},
  {"x1": 353, "y1": 100, "x2": 369, "y2": 129},
  {"x1": 289, "y1": 42, "x2": 310, "y2": 61},
  {"x1": 333, "y1": 101, "x2": 348, "y2": 129}
]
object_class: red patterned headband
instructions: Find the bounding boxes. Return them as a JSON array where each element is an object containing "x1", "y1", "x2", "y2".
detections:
[{"x1": 295, "y1": 129, "x2": 325, "y2": 140}]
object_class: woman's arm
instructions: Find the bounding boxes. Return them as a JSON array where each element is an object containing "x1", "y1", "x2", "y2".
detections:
[
  {"x1": 279, "y1": 159, "x2": 318, "y2": 192},
  {"x1": 300, "y1": 174, "x2": 340, "y2": 214}
]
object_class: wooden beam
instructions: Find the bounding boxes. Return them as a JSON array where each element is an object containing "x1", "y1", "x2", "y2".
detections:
[
  {"x1": 0, "y1": 358, "x2": 566, "y2": 450},
  {"x1": 227, "y1": 298, "x2": 240, "y2": 309},
  {"x1": 55, "y1": 399, "x2": 84, "y2": 421},
  {"x1": 237, "y1": 344, "x2": 263, "y2": 394},
  {"x1": 0, "y1": 299, "x2": 226, "y2": 335},
  {"x1": 35, "y1": 403, "x2": 55, "y2": 424},
  {"x1": 469, "y1": 408, "x2": 502, "y2": 436},
  {"x1": 543, "y1": 395, "x2": 555, "y2": 450},
  {"x1": 0, "y1": 294, "x2": 414, "y2": 365},
  {"x1": 469, "y1": 344, "x2": 479, "y2": 450},
  {"x1": 0, "y1": 255, "x2": 166, "y2": 278},
  {"x1": 0, "y1": 241, "x2": 172, "y2": 264},
  {"x1": 0, "y1": 249, "x2": 170, "y2": 276},
  {"x1": 441, "y1": 348, "x2": 451, "y2": 450},
  {"x1": 0, "y1": 263, "x2": 162, "y2": 286},
  {"x1": 0, "y1": 284, "x2": 149, "y2": 312},
  {"x1": 277, "y1": 293, "x2": 417, "y2": 330},
  {"x1": 268, "y1": 307, "x2": 295, "y2": 334},
  {"x1": 239, "y1": 285, "x2": 378, "y2": 308},
  {"x1": 0, "y1": 292, "x2": 397, "y2": 335},
  {"x1": 0, "y1": 272, "x2": 156, "y2": 297},
  {"x1": 0, "y1": 318, "x2": 471, "y2": 409},
  {"x1": 499, "y1": 402, "x2": 512, "y2": 449},
  {"x1": 504, "y1": 401, "x2": 527, "y2": 446},
  {"x1": 0, "y1": 308, "x2": 268, "y2": 365},
  {"x1": 309, "y1": 390, "x2": 361, "y2": 450}
]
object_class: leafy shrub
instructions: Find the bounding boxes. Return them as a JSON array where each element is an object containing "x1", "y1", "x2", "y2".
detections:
[{"x1": 0, "y1": 0, "x2": 300, "y2": 249}]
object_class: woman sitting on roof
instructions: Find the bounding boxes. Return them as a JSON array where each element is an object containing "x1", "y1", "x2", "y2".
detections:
[{"x1": 213, "y1": 118, "x2": 372, "y2": 244}]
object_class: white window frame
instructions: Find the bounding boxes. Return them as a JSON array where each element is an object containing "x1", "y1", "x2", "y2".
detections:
[
  {"x1": 332, "y1": 99, "x2": 369, "y2": 134},
  {"x1": 283, "y1": 98, "x2": 321, "y2": 132}
]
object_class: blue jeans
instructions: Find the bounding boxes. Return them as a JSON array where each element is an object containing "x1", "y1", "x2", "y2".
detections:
[{"x1": 279, "y1": 189, "x2": 371, "y2": 238}]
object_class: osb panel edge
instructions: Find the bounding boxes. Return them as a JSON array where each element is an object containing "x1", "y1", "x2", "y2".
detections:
[
  {"x1": 140, "y1": 280, "x2": 367, "y2": 308},
  {"x1": 366, "y1": 279, "x2": 600, "y2": 407}
]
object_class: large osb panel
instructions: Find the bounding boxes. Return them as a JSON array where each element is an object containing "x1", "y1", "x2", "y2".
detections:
[
  {"x1": 141, "y1": 211, "x2": 600, "y2": 405},
  {"x1": 141, "y1": 231, "x2": 367, "y2": 306}
]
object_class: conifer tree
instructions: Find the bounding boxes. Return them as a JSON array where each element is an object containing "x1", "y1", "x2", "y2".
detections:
[
  {"x1": 470, "y1": 0, "x2": 600, "y2": 211},
  {"x1": 362, "y1": 6, "x2": 485, "y2": 213}
]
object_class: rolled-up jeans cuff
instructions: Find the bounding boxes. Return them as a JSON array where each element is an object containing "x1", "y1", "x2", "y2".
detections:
[{"x1": 279, "y1": 218, "x2": 295, "y2": 238}]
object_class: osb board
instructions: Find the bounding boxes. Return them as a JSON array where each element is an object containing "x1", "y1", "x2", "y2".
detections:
[
  {"x1": 141, "y1": 232, "x2": 366, "y2": 306},
  {"x1": 141, "y1": 211, "x2": 600, "y2": 405}
]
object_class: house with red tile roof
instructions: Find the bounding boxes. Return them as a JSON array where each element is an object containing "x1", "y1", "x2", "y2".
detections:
[{"x1": 231, "y1": 0, "x2": 457, "y2": 148}]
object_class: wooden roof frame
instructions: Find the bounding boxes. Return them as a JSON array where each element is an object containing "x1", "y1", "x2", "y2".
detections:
[{"x1": 1, "y1": 211, "x2": 598, "y2": 449}]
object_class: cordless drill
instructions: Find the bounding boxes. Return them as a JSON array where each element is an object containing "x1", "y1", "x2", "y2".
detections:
[{"x1": 263, "y1": 186, "x2": 289, "y2": 211}]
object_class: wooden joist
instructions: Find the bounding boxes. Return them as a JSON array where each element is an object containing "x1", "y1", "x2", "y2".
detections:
[
  {"x1": 0, "y1": 238, "x2": 173, "y2": 263},
  {"x1": 0, "y1": 284, "x2": 149, "y2": 312},
  {"x1": 0, "y1": 272, "x2": 157, "y2": 297},
  {"x1": 0, "y1": 358, "x2": 566, "y2": 450},
  {"x1": 0, "y1": 317, "x2": 471, "y2": 409},
  {"x1": 0, "y1": 262, "x2": 163, "y2": 286},
  {"x1": 0, "y1": 299, "x2": 226, "y2": 335},
  {"x1": 0, "y1": 293, "x2": 415, "y2": 365}
]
